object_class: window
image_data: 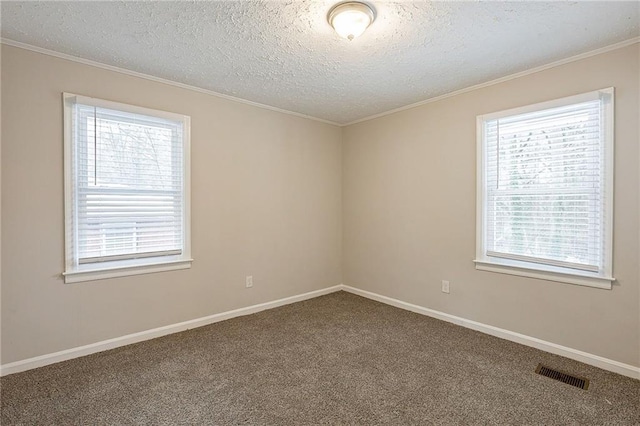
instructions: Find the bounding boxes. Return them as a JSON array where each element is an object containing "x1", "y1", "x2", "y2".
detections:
[
  {"x1": 63, "y1": 94, "x2": 191, "y2": 283},
  {"x1": 475, "y1": 88, "x2": 614, "y2": 289}
]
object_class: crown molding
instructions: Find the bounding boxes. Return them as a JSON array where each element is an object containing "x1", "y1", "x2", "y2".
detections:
[
  {"x1": 344, "y1": 36, "x2": 640, "y2": 126},
  {"x1": 0, "y1": 38, "x2": 341, "y2": 127},
  {"x1": 2, "y1": 36, "x2": 638, "y2": 128}
]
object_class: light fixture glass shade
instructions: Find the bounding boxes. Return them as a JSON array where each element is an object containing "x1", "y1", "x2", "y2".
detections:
[{"x1": 328, "y1": 2, "x2": 375, "y2": 40}]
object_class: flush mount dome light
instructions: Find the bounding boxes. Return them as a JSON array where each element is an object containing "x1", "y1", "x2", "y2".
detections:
[{"x1": 328, "y1": 2, "x2": 376, "y2": 40}]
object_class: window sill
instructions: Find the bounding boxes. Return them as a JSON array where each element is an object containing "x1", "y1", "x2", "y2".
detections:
[
  {"x1": 473, "y1": 258, "x2": 614, "y2": 290},
  {"x1": 63, "y1": 256, "x2": 193, "y2": 284}
]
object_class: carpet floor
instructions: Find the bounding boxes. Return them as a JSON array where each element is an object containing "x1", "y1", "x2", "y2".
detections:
[{"x1": 1, "y1": 291, "x2": 639, "y2": 425}]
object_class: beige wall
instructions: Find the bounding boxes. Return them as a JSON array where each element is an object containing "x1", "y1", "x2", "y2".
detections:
[
  {"x1": 2, "y1": 42, "x2": 639, "y2": 369},
  {"x1": 1, "y1": 45, "x2": 342, "y2": 364},
  {"x1": 343, "y1": 44, "x2": 640, "y2": 367},
  {"x1": 0, "y1": 45, "x2": 2, "y2": 367}
]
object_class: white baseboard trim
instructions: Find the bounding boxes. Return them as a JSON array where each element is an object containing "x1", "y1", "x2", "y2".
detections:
[
  {"x1": 341, "y1": 285, "x2": 640, "y2": 380},
  {"x1": 4, "y1": 284, "x2": 638, "y2": 380},
  {"x1": 0, "y1": 285, "x2": 343, "y2": 377}
]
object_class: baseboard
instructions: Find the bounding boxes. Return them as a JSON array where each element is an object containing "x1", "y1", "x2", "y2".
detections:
[
  {"x1": 341, "y1": 285, "x2": 640, "y2": 380},
  {"x1": 4, "y1": 284, "x2": 637, "y2": 380},
  {"x1": 0, "y1": 285, "x2": 343, "y2": 377}
]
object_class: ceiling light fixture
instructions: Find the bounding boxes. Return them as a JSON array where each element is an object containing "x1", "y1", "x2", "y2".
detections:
[{"x1": 328, "y1": 2, "x2": 376, "y2": 41}]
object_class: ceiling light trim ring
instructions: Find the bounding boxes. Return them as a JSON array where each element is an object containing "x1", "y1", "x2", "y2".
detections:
[{"x1": 328, "y1": 2, "x2": 376, "y2": 40}]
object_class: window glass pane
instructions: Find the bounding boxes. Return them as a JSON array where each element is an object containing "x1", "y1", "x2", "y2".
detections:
[
  {"x1": 484, "y1": 99, "x2": 605, "y2": 272},
  {"x1": 73, "y1": 102, "x2": 184, "y2": 263}
]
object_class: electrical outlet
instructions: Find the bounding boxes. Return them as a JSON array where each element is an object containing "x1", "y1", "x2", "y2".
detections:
[
  {"x1": 246, "y1": 275, "x2": 253, "y2": 288},
  {"x1": 441, "y1": 280, "x2": 450, "y2": 294}
]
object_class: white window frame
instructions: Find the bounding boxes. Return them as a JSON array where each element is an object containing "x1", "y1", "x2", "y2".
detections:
[
  {"x1": 475, "y1": 88, "x2": 614, "y2": 289},
  {"x1": 63, "y1": 93, "x2": 192, "y2": 283}
]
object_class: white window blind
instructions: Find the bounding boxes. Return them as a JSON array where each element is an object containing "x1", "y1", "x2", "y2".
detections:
[
  {"x1": 476, "y1": 88, "x2": 614, "y2": 288},
  {"x1": 64, "y1": 94, "x2": 191, "y2": 282}
]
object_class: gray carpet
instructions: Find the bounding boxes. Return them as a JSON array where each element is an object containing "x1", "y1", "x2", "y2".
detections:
[{"x1": 1, "y1": 291, "x2": 639, "y2": 425}]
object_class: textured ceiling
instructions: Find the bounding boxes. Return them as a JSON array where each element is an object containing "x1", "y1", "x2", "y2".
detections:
[{"x1": 2, "y1": 1, "x2": 639, "y2": 125}]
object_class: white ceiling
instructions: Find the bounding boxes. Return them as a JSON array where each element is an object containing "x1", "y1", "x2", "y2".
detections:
[{"x1": 2, "y1": 1, "x2": 638, "y2": 125}]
